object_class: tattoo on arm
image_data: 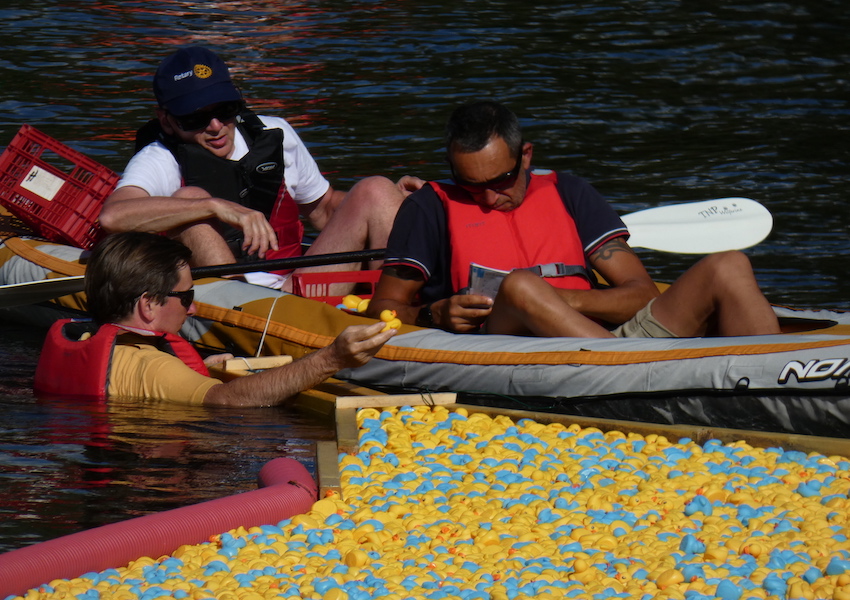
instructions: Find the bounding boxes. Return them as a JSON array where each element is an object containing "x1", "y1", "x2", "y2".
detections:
[{"x1": 590, "y1": 237, "x2": 636, "y2": 264}]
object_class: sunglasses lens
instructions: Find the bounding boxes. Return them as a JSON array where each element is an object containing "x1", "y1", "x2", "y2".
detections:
[
  {"x1": 450, "y1": 145, "x2": 523, "y2": 192},
  {"x1": 467, "y1": 171, "x2": 519, "y2": 193},
  {"x1": 176, "y1": 102, "x2": 242, "y2": 131},
  {"x1": 181, "y1": 290, "x2": 194, "y2": 308},
  {"x1": 177, "y1": 114, "x2": 205, "y2": 131},
  {"x1": 167, "y1": 289, "x2": 194, "y2": 308}
]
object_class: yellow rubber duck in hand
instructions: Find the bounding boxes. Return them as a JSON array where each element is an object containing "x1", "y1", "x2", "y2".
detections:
[{"x1": 379, "y1": 309, "x2": 402, "y2": 332}]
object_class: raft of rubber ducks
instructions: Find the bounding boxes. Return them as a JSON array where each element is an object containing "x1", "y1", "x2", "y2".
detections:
[{"x1": 15, "y1": 405, "x2": 850, "y2": 600}]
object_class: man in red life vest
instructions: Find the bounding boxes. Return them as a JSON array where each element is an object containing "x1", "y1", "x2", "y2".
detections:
[
  {"x1": 98, "y1": 46, "x2": 423, "y2": 290},
  {"x1": 366, "y1": 101, "x2": 780, "y2": 338},
  {"x1": 36, "y1": 232, "x2": 395, "y2": 405}
]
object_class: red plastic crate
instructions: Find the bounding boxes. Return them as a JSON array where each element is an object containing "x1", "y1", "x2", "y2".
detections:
[
  {"x1": 291, "y1": 269, "x2": 381, "y2": 306},
  {"x1": 0, "y1": 124, "x2": 119, "y2": 249}
]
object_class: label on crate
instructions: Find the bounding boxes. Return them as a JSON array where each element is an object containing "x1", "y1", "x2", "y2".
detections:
[{"x1": 20, "y1": 166, "x2": 65, "y2": 201}]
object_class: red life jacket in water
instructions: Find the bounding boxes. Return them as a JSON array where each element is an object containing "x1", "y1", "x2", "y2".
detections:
[
  {"x1": 34, "y1": 319, "x2": 209, "y2": 401},
  {"x1": 430, "y1": 170, "x2": 593, "y2": 294}
]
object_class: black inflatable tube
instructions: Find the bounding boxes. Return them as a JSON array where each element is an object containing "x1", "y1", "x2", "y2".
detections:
[{"x1": 0, "y1": 457, "x2": 317, "y2": 598}]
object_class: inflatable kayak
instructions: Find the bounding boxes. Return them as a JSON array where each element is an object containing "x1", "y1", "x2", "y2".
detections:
[{"x1": 3, "y1": 234, "x2": 850, "y2": 437}]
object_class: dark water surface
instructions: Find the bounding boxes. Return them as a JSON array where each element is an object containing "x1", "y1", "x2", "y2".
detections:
[{"x1": 0, "y1": 0, "x2": 848, "y2": 553}]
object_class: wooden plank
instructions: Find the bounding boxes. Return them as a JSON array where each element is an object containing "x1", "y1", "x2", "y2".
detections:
[
  {"x1": 290, "y1": 388, "x2": 338, "y2": 422},
  {"x1": 317, "y1": 379, "x2": 387, "y2": 398},
  {"x1": 290, "y1": 378, "x2": 392, "y2": 422},
  {"x1": 316, "y1": 440, "x2": 341, "y2": 499},
  {"x1": 335, "y1": 407, "x2": 360, "y2": 455},
  {"x1": 335, "y1": 392, "x2": 456, "y2": 409},
  {"x1": 221, "y1": 355, "x2": 292, "y2": 371},
  {"x1": 207, "y1": 355, "x2": 293, "y2": 382}
]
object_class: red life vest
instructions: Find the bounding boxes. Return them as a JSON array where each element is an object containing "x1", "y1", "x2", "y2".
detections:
[
  {"x1": 431, "y1": 170, "x2": 593, "y2": 294},
  {"x1": 34, "y1": 319, "x2": 209, "y2": 401},
  {"x1": 266, "y1": 186, "x2": 304, "y2": 267}
]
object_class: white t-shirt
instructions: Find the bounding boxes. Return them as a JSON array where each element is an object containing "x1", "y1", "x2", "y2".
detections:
[{"x1": 116, "y1": 115, "x2": 330, "y2": 205}]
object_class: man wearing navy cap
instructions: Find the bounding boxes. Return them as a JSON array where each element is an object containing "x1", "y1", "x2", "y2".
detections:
[{"x1": 99, "y1": 46, "x2": 423, "y2": 289}]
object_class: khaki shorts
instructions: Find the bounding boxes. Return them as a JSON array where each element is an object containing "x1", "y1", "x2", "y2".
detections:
[{"x1": 610, "y1": 298, "x2": 677, "y2": 339}]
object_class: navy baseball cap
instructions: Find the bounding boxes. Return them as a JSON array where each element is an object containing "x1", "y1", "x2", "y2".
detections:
[{"x1": 153, "y1": 46, "x2": 242, "y2": 116}]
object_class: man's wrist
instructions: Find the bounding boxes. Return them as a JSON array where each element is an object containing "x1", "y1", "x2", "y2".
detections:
[{"x1": 415, "y1": 303, "x2": 434, "y2": 327}]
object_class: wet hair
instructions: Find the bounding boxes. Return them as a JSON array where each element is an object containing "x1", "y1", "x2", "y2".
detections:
[
  {"x1": 444, "y1": 101, "x2": 523, "y2": 158},
  {"x1": 85, "y1": 232, "x2": 192, "y2": 325}
]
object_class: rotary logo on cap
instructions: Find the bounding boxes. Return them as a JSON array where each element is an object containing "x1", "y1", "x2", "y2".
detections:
[
  {"x1": 154, "y1": 47, "x2": 242, "y2": 115},
  {"x1": 194, "y1": 64, "x2": 213, "y2": 79}
]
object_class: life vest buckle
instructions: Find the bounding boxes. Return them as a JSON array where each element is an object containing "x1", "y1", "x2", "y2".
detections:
[{"x1": 525, "y1": 262, "x2": 585, "y2": 278}]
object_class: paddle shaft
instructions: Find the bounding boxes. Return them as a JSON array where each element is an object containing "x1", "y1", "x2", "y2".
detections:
[
  {"x1": 0, "y1": 248, "x2": 386, "y2": 309},
  {"x1": 190, "y1": 248, "x2": 386, "y2": 278}
]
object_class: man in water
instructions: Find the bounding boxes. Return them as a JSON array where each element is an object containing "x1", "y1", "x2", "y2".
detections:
[
  {"x1": 98, "y1": 45, "x2": 422, "y2": 289},
  {"x1": 366, "y1": 100, "x2": 780, "y2": 338},
  {"x1": 36, "y1": 232, "x2": 395, "y2": 405}
]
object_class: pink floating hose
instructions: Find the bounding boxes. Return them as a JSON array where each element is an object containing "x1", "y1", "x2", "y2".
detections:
[{"x1": 0, "y1": 457, "x2": 317, "y2": 598}]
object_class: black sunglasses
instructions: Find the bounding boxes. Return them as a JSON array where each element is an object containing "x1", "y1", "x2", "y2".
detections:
[
  {"x1": 172, "y1": 101, "x2": 243, "y2": 131},
  {"x1": 166, "y1": 288, "x2": 195, "y2": 309},
  {"x1": 449, "y1": 146, "x2": 524, "y2": 193}
]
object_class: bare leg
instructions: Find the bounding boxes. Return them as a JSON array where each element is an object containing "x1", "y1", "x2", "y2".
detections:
[
  {"x1": 300, "y1": 176, "x2": 405, "y2": 270},
  {"x1": 292, "y1": 176, "x2": 406, "y2": 295},
  {"x1": 172, "y1": 221, "x2": 237, "y2": 268},
  {"x1": 486, "y1": 270, "x2": 614, "y2": 338},
  {"x1": 650, "y1": 251, "x2": 780, "y2": 336}
]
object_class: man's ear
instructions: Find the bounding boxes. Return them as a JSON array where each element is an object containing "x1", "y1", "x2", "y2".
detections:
[
  {"x1": 156, "y1": 108, "x2": 176, "y2": 135},
  {"x1": 521, "y1": 141, "x2": 534, "y2": 169},
  {"x1": 137, "y1": 293, "x2": 158, "y2": 321}
]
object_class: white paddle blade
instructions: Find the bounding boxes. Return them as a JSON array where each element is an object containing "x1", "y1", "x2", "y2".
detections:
[{"x1": 622, "y1": 197, "x2": 772, "y2": 254}]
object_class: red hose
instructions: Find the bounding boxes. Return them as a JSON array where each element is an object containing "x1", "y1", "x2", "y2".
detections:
[{"x1": 0, "y1": 457, "x2": 317, "y2": 598}]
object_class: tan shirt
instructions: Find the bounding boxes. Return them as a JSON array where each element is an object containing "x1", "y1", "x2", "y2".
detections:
[{"x1": 108, "y1": 343, "x2": 221, "y2": 404}]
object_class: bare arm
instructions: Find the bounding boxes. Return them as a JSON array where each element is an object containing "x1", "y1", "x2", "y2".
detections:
[
  {"x1": 202, "y1": 322, "x2": 396, "y2": 407},
  {"x1": 100, "y1": 186, "x2": 220, "y2": 233},
  {"x1": 554, "y1": 237, "x2": 660, "y2": 325},
  {"x1": 99, "y1": 185, "x2": 278, "y2": 256},
  {"x1": 367, "y1": 266, "x2": 426, "y2": 324},
  {"x1": 367, "y1": 266, "x2": 492, "y2": 333}
]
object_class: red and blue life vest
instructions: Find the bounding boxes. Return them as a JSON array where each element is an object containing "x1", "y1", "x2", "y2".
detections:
[
  {"x1": 430, "y1": 170, "x2": 593, "y2": 294},
  {"x1": 34, "y1": 319, "x2": 209, "y2": 401}
]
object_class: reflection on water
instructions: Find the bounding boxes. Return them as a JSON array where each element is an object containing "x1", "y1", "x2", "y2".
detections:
[
  {"x1": 0, "y1": 324, "x2": 333, "y2": 553},
  {"x1": 0, "y1": 0, "x2": 848, "y2": 553},
  {"x1": 1, "y1": 0, "x2": 847, "y2": 307}
]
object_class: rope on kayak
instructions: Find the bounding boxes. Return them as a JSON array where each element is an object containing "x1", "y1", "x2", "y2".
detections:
[{"x1": 256, "y1": 290, "x2": 286, "y2": 357}]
